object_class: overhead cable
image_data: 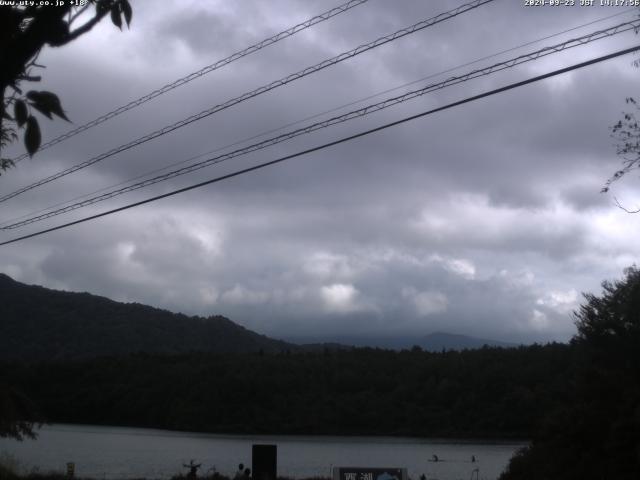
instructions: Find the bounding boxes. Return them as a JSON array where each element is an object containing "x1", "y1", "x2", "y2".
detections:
[
  {"x1": 0, "y1": 0, "x2": 495, "y2": 204},
  {"x1": 1, "y1": 44, "x2": 638, "y2": 247},
  {"x1": 3, "y1": 20, "x2": 638, "y2": 230},
  {"x1": 9, "y1": 0, "x2": 371, "y2": 163},
  {"x1": 2, "y1": 5, "x2": 633, "y2": 232},
  {"x1": 4, "y1": 7, "x2": 633, "y2": 230}
]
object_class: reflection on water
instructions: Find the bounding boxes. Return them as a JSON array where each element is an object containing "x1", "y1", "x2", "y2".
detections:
[{"x1": 0, "y1": 424, "x2": 526, "y2": 480}]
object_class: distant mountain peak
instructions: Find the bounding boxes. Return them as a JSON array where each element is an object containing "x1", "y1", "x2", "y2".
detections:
[{"x1": 286, "y1": 331, "x2": 519, "y2": 351}]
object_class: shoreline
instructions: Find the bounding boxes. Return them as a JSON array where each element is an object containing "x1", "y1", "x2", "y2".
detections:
[{"x1": 31, "y1": 423, "x2": 530, "y2": 445}]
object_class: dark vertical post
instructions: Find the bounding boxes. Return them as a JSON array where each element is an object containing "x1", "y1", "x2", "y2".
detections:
[{"x1": 252, "y1": 444, "x2": 277, "y2": 480}]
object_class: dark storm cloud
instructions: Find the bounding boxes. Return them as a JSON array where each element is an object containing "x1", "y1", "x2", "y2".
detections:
[{"x1": 2, "y1": 0, "x2": 640, "y2": 345}]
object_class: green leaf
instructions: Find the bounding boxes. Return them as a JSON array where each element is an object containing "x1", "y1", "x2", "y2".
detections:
[
  {"x1": 25, "y1": 91, "x2": 40, "y2": 102},
  {"x1": 24, "y1": 116, "x2": 41, "y2": 157},
  {"x1": 26, "y1": 90, "x2": 69, "y2": 122},
  {"x1": 26, "y1": 91, "x2": 52, "y2": 119},
  {"x1": 121, "y1": 0, "x2": 132, "y2": 27},
  {"x1": 111, "y1": 5, "x2": 122, "y2": 29},
  {"x1": 29, "y1": 101, "x2": 52, "y2": 119},
  {"x1": 14, "y1": 100, "x2": 28, "y2": 127}
]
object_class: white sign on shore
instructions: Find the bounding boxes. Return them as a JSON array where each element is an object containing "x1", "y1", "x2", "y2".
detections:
[{"x1": 332, "y1": 466, "x2": 408, "y2": 480}]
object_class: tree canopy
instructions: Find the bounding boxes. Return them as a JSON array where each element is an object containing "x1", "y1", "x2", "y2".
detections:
[
  {"x1": 500, "y1": 267, "x2": 640, "y2": 480},
  {"x1": 603, "y1": 97, "x2": 640, "y2": 195},
  {"x1": 0, "y1": 0, "x2": 132, "y2": 172},
  {"x1": 2, "y1": 344, "x2": 573, "y2": 439},
  {"x1": 0, "y1": 0, "x2": 133, "y2": 441},
  {"x1": 0, "y1": 383, "x2": 40, "y2": 441}
]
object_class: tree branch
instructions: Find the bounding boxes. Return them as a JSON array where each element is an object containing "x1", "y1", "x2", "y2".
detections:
[
  {"x1": 17, "y1": 75, "x2": 42, "y2": 82},
  {"x1": 69, "y1": 4, "x2": 92, "y2": 26},
  {"x1": 614, "y1": 195, "x2": 640, "y2": 214},
  {"x1": 64, "y1": 4, "x2": 113, "y2": 44}
]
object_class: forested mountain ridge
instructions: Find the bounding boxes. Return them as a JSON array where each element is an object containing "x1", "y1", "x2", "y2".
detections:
[
  {"x1": 0, "y1": 273, "x2": 517, "y2": 360},
  {"x1": 0, "y1": 273, "x2": 293, "y2": 360}
]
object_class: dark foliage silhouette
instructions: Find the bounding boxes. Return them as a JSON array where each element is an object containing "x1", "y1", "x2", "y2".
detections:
[
  {"x1": 500, "y1": 267, "x2": 640, "y2": 479},
  {"x1": 0, "y1": 0, "x2": 132, "y2": 171}
]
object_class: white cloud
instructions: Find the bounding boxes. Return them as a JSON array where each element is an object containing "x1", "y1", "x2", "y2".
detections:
[
  {"x1": 321, "y1": 283, "x2": 362, "y2": 314},
  {"x1": 529, "y1": 309, "x2": 550, "y2": 331},
  {"x1": 536, "y1": 289, "x2": 579, "y2": 314},
  {"x1": 3, "y1": 0, "x2": 638, "y2": 344},
  {"x1": 499, "y1": 269, "x2": 536, "y2": 288},
  {"x1": 429, "y1": 254, "x2": 476, "y2": 280},
  {"x1": 447, "y1": 259, "x2": 476, "y2": 280},
  {"x1": 199, "y1": 286, "x2": 219, "y2": 306},
  {"x1": 220, "y1": 284, "x2": 269, "y2": 305},
  {"x1": 116, "y1": 241, "x2": 135, "y2": 257},
  {"x1": 303, "y1": 252, "x2": 354, "y2": 279},
  {"x1": 402, "y1": 288, "x2": 448, "y2": 317},
  {"x1": 188, "y1": 227, "x2": 222, "y2": 255}
]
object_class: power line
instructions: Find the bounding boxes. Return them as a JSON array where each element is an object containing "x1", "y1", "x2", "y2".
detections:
[
  {"x1": 3, "y1": 8, "x2": 631, "y2": 230},
  {"x1": 9, "y1": 0, "x2": 371, "y2": 163},
  {"x1": 317, "y1": 7, "x2": 637, "y2": 120},
  {"x1": 2, "y1": 6, "x2": 634, "y2": 234},
  {"x1": 0, "y1": 0, "x2": 495, "y2": 204},
  {"x1": 1, "y1": 44, "x2": 637, "y2": 247},
  {"x1": 4, "y1": 6, "x2": 630, "y2": 229},
  {"x1": 5, "y1": 19, "x2": 636, "y2": 229},
  {"x1": 4, "y1": 19, "x2": 638, "y2": 230}
]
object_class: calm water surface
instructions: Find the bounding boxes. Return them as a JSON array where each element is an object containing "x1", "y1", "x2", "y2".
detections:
[{"x1": 0, "y1": 425, "x2": 526, "y2": 480}]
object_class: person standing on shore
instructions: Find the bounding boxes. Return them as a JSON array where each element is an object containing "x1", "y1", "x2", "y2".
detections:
[{"x1": 183, "y1": 460, "x2": 201, "y2": 480}]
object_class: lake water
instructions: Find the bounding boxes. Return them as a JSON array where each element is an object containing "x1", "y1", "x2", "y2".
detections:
[{"x1": 0, "y1": 424, "x2": 526, "y2": 480}]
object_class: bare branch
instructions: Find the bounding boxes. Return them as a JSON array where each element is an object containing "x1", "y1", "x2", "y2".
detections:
[
  {"x1": 17, "y1": 75, "x2": 41, "y2": 82},
  {"x1": 24, "y1": 49, "x2": 43, "y2": 70},
  {"x1": 614, "y1": 195, "x2": 640, "y2": 213}
]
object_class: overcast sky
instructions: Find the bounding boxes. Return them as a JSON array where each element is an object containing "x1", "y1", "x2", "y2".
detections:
[{"x1": 2, "y1": 0, "x2": 640, "y2": 344}]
